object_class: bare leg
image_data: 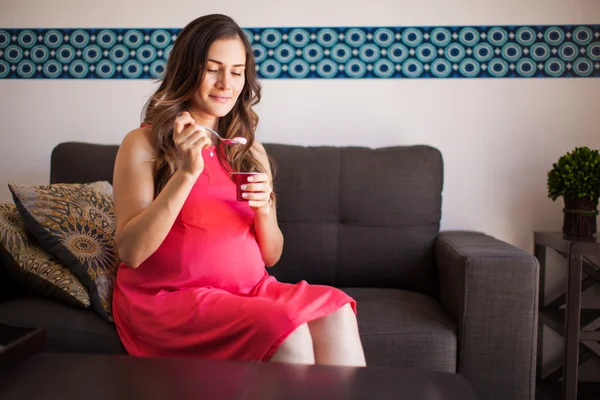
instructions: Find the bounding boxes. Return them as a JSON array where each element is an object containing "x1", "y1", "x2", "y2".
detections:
[
  {"x1": 270, "y1": 323, "x2": 315, "y2": 365},
  {"x1": 307, "y1": 303, "x2": 366, "y2": 367}
]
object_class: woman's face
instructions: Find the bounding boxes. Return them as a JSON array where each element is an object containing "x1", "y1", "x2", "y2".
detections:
[{"x1": 192, "y1": 36, "x2": 247, "y2": 118}]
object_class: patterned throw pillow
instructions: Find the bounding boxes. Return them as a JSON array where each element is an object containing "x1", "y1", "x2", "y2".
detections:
[
  {"x1": 0, "y1": 203, "x2": 91, "y2": 308},
  {"x1": 9, "y1": 181, "x2": 120, "y2": 322}
]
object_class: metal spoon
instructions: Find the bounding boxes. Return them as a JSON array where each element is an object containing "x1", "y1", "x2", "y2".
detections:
[{"x1": 199, "y1": 125, "x2": 248, "y2": 145}]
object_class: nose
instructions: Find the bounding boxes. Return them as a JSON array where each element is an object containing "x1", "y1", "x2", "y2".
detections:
[{"x1": 216, "y1": 71, "x2": 231, "y2": 90}]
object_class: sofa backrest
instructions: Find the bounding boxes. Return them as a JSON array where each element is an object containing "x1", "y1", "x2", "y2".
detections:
[{"x1": 51, "y1": 142, "x2": 443, "y2": 296}]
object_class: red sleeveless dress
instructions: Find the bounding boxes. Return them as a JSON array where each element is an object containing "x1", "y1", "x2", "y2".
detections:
[{"x1": 112, "y1": 140, "x2": 356, "y2": 361}]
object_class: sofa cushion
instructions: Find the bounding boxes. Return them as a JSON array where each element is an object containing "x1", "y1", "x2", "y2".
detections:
[
  {"x1": 50, "y1": 142, "x2": 119, "y2": 185},
  {"x1": 8, "y1": 181, "x2": 120, "y2": 322},
  {"x1": 0, "y1": 297, "x2": 125, "y2": 354},
  {"x1": 266, "y1": 144, "x2": 443, "y2": 296},
  {"x1": 342, "y1": 287, "x2": 457, "y2": 373},
  {"x1": 0, "y1": 204, "x2": 90, "y2": 309}
]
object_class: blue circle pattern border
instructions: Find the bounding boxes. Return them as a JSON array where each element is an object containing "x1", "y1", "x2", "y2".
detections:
[{"x1": 0, "y1": 25, "x2": 599, "y2": 79}]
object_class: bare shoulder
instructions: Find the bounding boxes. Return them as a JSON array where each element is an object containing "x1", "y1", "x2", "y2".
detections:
[
  {"x1": 118, "y1": 126, "x2": 156, "y2": 162},
  {"x1": 251, "y1": 140, "x2": 271, "y2": 173},
  {"x1": 113, "y1": 127, "x2": 156, "y2": 234}
]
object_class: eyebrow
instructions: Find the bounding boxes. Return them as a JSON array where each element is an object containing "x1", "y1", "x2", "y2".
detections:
[{"x1": 207, "y1": 59, "x2": 246, "y2": 68}]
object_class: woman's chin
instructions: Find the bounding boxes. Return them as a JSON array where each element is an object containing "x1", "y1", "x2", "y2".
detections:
[{"x1": 203, "y1": 103, "x2": 234, "y2": 118}]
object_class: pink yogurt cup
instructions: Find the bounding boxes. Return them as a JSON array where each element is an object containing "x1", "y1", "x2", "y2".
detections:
[{"x1": 231, "y1": 172, "x2": 262, "y2": 201}]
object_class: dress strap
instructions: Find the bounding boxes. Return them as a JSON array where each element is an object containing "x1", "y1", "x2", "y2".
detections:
[{"x1": 141, "y1": 123, "x2": 152, "y2": 128}]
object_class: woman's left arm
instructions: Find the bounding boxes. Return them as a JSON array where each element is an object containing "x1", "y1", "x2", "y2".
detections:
[{"x1": 243, "y1": 141, "x2": 284, "y2": 267}]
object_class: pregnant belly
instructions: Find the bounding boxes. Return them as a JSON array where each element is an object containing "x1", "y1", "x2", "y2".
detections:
[
  {"x1": 122, "y1": 223, "x2": 267, "y2": 295},
  {"x1": 181, "y1": 233, "x2": 267, "y2": 292}
]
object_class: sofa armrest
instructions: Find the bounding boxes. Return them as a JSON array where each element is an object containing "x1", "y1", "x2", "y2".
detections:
[{"x1": 435, "y1": 231, "x2": 539, "y2": 400}]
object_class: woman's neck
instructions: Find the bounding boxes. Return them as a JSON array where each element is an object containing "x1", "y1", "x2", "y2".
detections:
[
  {"x1": 188, "y1": 109, "x2": 219, "y2": 146},
  {"x1": 188, "y1": 109, "x2": 218, "y2": 131}
]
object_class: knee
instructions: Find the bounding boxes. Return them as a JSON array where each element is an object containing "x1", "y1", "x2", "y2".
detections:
[
  {"x1": 279, "y1": 323, "x2": 313, "y2": 354},
  {"x1": 330, "y1": 303, "x2": 358, "y2": 329},
  {"x1": 272, "y1": 323, "x2": 314, "y2": 364},
  {"x1": 339, "y1": 302, "x2": 356, "y2": 318},
  {"x1": 309, "y1": 303, "x2": 359, "y2": 343}
]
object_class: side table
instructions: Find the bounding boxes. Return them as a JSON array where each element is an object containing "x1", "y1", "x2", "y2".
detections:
[{"x1": 534, "y1": 232, "x2": 600, "y2": 400}]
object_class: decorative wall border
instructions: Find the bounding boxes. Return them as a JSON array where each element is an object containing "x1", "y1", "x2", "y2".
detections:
[{"x1": 0, "y1": 25, "x2": 599, "y2": 79}]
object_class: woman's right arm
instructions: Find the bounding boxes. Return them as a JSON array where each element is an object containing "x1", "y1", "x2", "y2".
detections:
[{"x1": 113, "y1": 112, "x2": 209, "y2": 269}]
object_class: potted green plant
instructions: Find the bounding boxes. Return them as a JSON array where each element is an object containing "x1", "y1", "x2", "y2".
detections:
[{"x1": 547, "y1": 146, "x2": 600, "y2": 237}]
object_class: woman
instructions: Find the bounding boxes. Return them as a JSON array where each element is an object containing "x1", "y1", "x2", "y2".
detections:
[{"x1": 112, "y1": 13, "x2": 366, "y2": 366}]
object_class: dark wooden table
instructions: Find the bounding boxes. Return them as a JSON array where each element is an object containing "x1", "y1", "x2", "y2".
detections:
[
  {"x1": 0, "y1": 322, "x2": 45, "y2": 375},
  {"x1": 0, "y1": 353, "x2": 477, "y2": 400},
  {"x1": 535, "y1": 232, "x2": 600, "y2": 400}
]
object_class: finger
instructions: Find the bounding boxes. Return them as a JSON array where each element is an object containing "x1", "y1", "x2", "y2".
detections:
[
  {"x1": 179, "y1": 131, "x2": 210, "y2": 152},
  {"x1": 178, "y1": 130, "x2": 203, "y2": 149},
  {"x1": 241, "y1": 192, "x2": 271, "y2": 201},
  {"x1": 240, "y1": 182, "x2": 269, "y2": 192},
  {"x1": 248, "y1": 200, "x2": 269, "y2": 208},
  {"x1": 174, "y1": 112, "x2": 196, "y2": 135},
  {"x1": 174, "y1": 112, "x2": 196, "y2": 133},
  {"x1": 180, "y1": 124, "x2": 208, "y2": 142},
  {"x1": 190, "y1": 135, "x2": 212, "y2": 149},
  {"x1": 174, "y1": 118, "x2": 195, "y2": 136},
  {"x1": 246, "y1": 173, "x2": 269, "y2": 183}
]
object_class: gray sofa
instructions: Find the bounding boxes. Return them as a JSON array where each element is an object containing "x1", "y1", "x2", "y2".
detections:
[{"x1": 0, "y1": 142, "x2": 539, "y2": 400}]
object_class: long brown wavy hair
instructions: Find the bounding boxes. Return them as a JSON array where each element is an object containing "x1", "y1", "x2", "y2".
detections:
[{"x1": 142, "y1": 14, "x2": 274, "y2": 200}]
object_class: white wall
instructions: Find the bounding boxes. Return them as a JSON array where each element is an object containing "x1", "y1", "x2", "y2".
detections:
[{"x1": 1, "y1": 0, "x2": 600, "y2": 256}]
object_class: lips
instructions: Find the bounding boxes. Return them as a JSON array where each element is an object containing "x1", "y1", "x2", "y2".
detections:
[{"x1": 209, "y1": 95, "x2": 230, "y2": 103}]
